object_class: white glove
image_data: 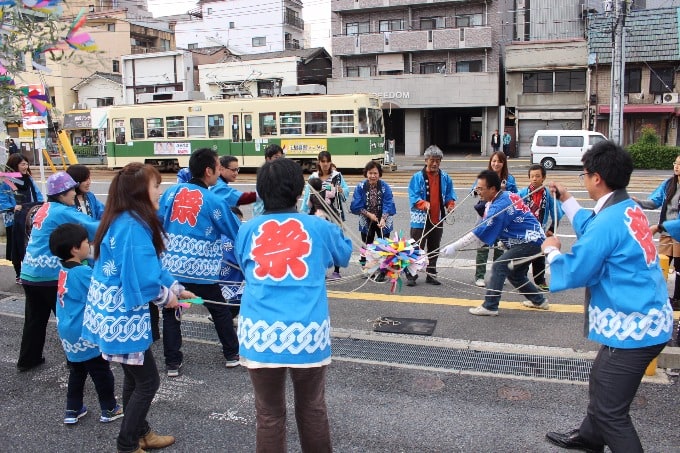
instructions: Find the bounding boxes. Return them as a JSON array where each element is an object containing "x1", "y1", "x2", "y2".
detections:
[{"x1": 441, "y1": 243, "x2": 458, "y2": 256}]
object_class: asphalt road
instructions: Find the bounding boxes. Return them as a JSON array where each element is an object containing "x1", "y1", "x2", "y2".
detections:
[{"x1": 1, "y1": 154, "x2": 679, "y2": 452}]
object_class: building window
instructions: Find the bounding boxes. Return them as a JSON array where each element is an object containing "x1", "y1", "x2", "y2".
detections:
[
  {"x1": 554, "y1": 70, "x2": 586, "y2": 92},
  {"x1": 96, "y1": 97, "x2": 114, "y2": 107},
  {"x1": 160, "y1": 39, "x2": 170, "y2": 51},
  {"x1": 112, "y1": 60, "x2": 119, "y2": 73},
  {"x1": 624, "y1": 68, "x2": 641, "y2": 93},
  {"x1": 379, "y1": 19, "x2": 404, "y2": 32},
  {"x1": 523, "y1": 72, "x2": 553, "y2": 93},
  {"x1": 187, "y1": 43, "x2": 198, "y2": 50},
  {"x1": 32, "y1": 51, "x2": 46, "y2": 68},
  {"x1": 252, "y1": 36, "x2": 266, "y2": 47},
  {"x1": 107, "y1": 23, "x2": 115, "y2": 32},
  {"x1": 419, "y1": 17, "x2": 445, "y2": 30},
  {"x1": 346, "y1": 22, "x2": 370, "y2": 35},
  {"x1": 456, "y1": 14, "x2": 483, "y2": 28},
  {"x1": 346, "y1": 66, "x2": 371, "y2": 77},
  {"x1": 420, "y1": 62, "x2": 446, "y2": 74},
  {"x1": 207, "y1": 7, "x2": 212, "y2": 14},
  {"x1": 229, "y1": 22, "x2": 235, "y2": 29},
  {"x1": 456, "y1": 60, "x2": 482, "y2": 73},
  {"x1": 649, "y1": 67, "x2": 675, "y2": 94}
]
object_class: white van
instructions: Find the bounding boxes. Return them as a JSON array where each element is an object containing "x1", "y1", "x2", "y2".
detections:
[{"x1": 531, "y1": 130, "x2": 607, "y2": 170}]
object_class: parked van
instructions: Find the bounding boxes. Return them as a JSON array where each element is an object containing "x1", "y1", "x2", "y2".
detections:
[{"x1": 531, "y1": 130, "x2": 607, "y2": 170}]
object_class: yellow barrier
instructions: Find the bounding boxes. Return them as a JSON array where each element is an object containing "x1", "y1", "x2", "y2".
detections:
[{"x1": 646, "y1": 255, "x2": 670, "y2": 376}]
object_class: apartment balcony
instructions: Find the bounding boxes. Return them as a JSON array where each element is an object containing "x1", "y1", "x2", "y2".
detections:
[
  {"x1": 333, "y1": 27, "x2": 492, "y2": 56},
  {"x1": 284, "y1": 15, "x2": 304, "y2": 30},
  {"x1": 131, "y1": 45, "x2": 169, "y2": 55},
  {"x1": 332, "y1": 0, "x2": 464, "y2": 13}
]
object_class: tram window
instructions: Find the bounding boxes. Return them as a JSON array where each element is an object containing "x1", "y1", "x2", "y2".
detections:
[
  {"x1": 305, "y1": 111, "x2": 327, "y2": 135},
  {"x1": 280, "y1": 111, "x2": 301, "y2": 135},
  {"x1": 244, "y1": 114, "x2": 253, "y2": 141},
  {"x1": 358, "y1": 108, "x2": 368, "y2": 134},
  {"x1": 208, "y1": 114, "x2": 224, "y2": 137},
  {"x1": 231, "y1": 115, "x2": 240, "y2": 141},
  {"x1": 146, "y1": 118, "x2": 164, "y2": 138},
  {"x1": 130, "y1": 118, "x2": 145, "y2": 139},
  {"x1": 166, "y1": 116, "x2": 185, "y2": 138},
  {"x1": 260, "y1": 112, "x2": 277, "y2": 136},
  {"x1": 113, "y1": 119, "x2": 125, "y2": 144},
  {"x1": 369, "y1": 108, "x2": 384, "y2": 134},
  {"x1": 187, "y1": 115, "x2": 205, "y2": 137},
  {"x1": 331, "y1": 110, "x2": 354, "y2": 134}
]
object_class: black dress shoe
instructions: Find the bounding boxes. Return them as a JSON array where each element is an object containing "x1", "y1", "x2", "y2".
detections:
[
  {"x1": 425, "y1": 275, "x2": 441, "y2": 286},
  {"x1": 17, "y1": 356, "x2": 45, "y2": 372},
  {"x1": 545, "y1": 429, "x2": 604, "y2": 453},
  {"x1": 406, "y1": 278, "x2": 416, "y2": 287}
]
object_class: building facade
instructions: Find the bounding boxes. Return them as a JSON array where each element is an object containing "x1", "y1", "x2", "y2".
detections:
[
  {"x1": 174, "y1": 0, "x2": 305, "y2": 54},
  {"x1": 327, "y1": 0, "x2": 503, "y2": 156}
]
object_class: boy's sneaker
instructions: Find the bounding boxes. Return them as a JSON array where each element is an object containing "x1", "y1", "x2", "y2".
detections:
[
  {"x1": 225, "y1": 355, "x2": 240, "y2": 368},
  {"x1": 64, "y1": 405, "x2": 88, "y2": 424},
  {"x1": 167, "y1": 362, "x2": 183, "y2": 378},
  {"x1": 100, "y1": 404, "x2": 124, "y2": 423}
]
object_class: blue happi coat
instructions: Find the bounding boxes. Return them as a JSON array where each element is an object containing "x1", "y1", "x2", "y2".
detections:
[
  {"x1": 235, "y1": 212, "x2": 352, "y2": 367},
  {"x1": 159, "y1": 181, "x2": 241, "y2": 285},
  {"x1": 473, "y1": 191, "x2": 545, "y2": 247},
  {"x1": 56, "y1": 262, "x2": 100, "y2": 362},
  {"x1": 21, "y1": 202, "x2": 99, "y2": 282},
  {"x1": 83, "y1": 212, "x2": 176, "y2": 355},
  {"x1": 550, "y1": 195, "x2": 673, "y2": 348}
]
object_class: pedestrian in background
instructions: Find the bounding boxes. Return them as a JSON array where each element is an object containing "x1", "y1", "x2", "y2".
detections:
[
  {"x1": 633, "y1": 154, "x2": 680, "y2": 310},
  {"x1": 490, "y1": 129, "x2": 500, "y2": 153},
  {"x1": 300, "y1": 150, "x2": 349, "y2": 280},
  {"x1": 407, "y1": 145, "x2": 457, "y2": 286},
  {"x1": 235, "y1": 157, "x2": 352, "y2": 453},
  {"x1": 502, "y1": 131, "x2": 512, "y2": 157},
  {"x1": 350, "y1": 160, "x2": 397, "y2": 282},
  {"x1": 0, "y1": 153, "x2": 44, "y2": 283},
  {"x1": 543, "y1": 141, "x2": 672, "y2": 453}
]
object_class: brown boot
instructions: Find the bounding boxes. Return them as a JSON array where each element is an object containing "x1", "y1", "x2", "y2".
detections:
[{"x1": 139, "y1": 431, "x2": 175, "y2": 450}]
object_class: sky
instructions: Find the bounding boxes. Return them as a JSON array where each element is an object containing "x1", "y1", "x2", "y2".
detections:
[{"x1": 147, "y1": 0, "x2": 197, "y2": 16}]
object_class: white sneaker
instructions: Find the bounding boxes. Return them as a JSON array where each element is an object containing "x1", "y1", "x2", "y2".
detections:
[
  {"x1": 522, "y1": 300, "x2": 550, "y2": 310},
  {"x1": 474, "y1": 279, "x2": 486, "y2": 287},
  {"x1": 469, "y1": 305, "x2": 498, "y2": 316}
]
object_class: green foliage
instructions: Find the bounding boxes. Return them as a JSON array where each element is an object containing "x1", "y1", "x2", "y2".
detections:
[{"x1": 627, "y1": 127, "x2": 680, "y2": 169}]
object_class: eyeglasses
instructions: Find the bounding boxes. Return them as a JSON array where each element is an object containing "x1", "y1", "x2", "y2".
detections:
[
  {"x1": 578, "y1": 172, "x2": 592, "y2": 181},
  {"x1": 228, "y1": 167, "x2": 240, "y2": 173}
]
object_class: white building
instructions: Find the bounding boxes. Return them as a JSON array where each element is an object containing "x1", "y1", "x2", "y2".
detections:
[
  {"x1": 121, "y1": 50, "x2": 199, "y2": 104},
  {"x1": 174, "y1": 0, "x2": 304, "y2": 54}
]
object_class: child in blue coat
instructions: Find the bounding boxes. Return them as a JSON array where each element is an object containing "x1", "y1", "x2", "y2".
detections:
[{"x1": 49, "y1": 223, "x2": 122, "y2": 425}]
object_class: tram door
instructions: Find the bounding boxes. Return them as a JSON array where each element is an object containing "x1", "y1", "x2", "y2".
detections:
[{"x1": 230, "y1": 113, "x2": 253, "y2": 163}]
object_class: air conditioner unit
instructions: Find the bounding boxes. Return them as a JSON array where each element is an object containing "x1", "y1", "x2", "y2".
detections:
[
  {"x1": 654, "y1": 94, "x2": 663, "y2": 104},
  {"x1": 663, "y1": 93, "x2": 679, "y2": 104}
]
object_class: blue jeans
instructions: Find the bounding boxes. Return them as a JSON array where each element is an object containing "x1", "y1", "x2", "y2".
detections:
[{"x1": 483, "y1": 242, "x2": 545, "y2": 311}]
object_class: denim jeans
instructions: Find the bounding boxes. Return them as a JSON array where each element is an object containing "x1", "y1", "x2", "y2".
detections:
[
  {"x1": 117, "y1": 349, "x2": 160, "y2": 453},
  {"x1": 163, "y1": 282, "x2": 239, "y2": 367},
  {"x1": 483, "y1": 242, "x2": 545, "y2": 311},
  {"x1": 66, "y1": 355, "x2": 116, "y2": 411},
  {"x1": 248, "y1": 366, "x2": 331, "y2": 453}
]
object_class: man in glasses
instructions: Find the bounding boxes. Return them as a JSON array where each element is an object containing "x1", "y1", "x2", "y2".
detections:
[
  {"x1": 441, "y1": 169, "x2": 547, "y2": 315},
  {"x1": 212, "y1": 155, "x2": 257, "y2": 207},
  {"x1": 542, "y1": 140, "x2": 672, "y2": 453}
]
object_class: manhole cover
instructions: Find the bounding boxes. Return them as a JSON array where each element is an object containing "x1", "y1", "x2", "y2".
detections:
[{"x1": 497, "y1": 385, "x2": 531, "y2": 401}]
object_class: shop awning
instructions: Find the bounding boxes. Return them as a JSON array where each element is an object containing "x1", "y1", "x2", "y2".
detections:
[
  {"x1": 63, "y1": 112, "x2": 91, "y2": 129},
  {"x1": 598, "y1": 104, "x2": 678, "y2": 115}
]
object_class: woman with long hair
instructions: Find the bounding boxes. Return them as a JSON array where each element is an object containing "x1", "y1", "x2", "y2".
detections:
[
  {"x1": 66, "y1": 164, "x2": 105, "y2": 220},
  {"x1": 83, "y1": 163, "x2": 194, "y2": 453},
  {"x1": 635, "y1": 155, "x2": 680, "y2": 310},
  {"x1": 300, "y1": 150, "x2": 349, "y2": 279},
  {"x1": 0, "y1": 153, "x2": 44, "y2": 282},
  {"x1": 473, "y1": 151, "x2": 517, "y2": 287}
]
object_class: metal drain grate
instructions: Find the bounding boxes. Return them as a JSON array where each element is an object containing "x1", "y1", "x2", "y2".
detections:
[{"x1": 332, "y1": 337, "x2": 593, "y2": 382}]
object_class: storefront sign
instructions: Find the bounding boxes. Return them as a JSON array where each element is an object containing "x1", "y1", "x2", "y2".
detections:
[{"x1": 63, "y1": 112, "x2": 91, "y2": 129}]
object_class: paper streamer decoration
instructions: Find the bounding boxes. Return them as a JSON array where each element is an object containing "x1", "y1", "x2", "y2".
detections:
[{"x1": 360, "y1": 231, "x2": 428, "y2": 293}]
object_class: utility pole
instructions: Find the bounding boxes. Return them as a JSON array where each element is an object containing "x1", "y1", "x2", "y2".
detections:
[{"x1": 609, "y1": 0, "x2": 629, "y2": 145}]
